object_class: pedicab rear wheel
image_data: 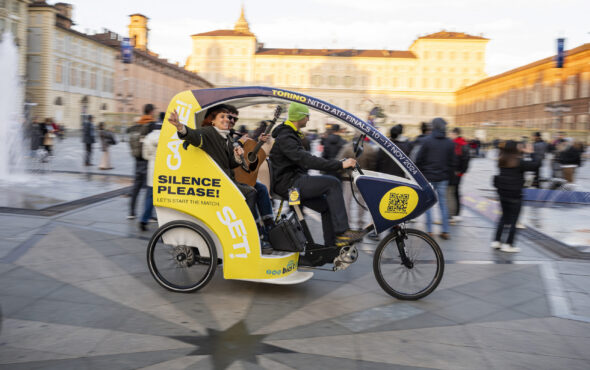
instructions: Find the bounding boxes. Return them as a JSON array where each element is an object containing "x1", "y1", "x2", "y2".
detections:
[
  {"x1": 373, "y1": 228, "x2": 444, "y2": 300},
  {"x1": 147, "y1": 221, "x2": 217, "y2": 293}
]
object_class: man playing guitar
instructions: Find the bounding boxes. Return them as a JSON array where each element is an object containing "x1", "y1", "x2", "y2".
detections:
[{"x1": 224, "y1": 105, "x2": 276, "y2": 246}]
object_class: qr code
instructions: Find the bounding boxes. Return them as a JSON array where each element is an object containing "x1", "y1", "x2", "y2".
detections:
[{"x1": 386, "y1": 193, "x2": 409, "y2": 214}]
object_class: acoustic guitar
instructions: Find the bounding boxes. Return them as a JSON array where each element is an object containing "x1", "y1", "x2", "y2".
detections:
[{"x1": 234, "y1": 106, "x2": 283, "y2": 186}]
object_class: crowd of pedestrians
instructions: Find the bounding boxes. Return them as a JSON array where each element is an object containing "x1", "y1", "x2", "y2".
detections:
[
  {"x1": 311, "y1": 116, "x2": 586, "y2": 253},
  {"x1": 60, "y1": 101, "x2": 583, "y2": 253}
]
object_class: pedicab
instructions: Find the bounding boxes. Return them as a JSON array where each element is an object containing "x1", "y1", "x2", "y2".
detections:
[{"x1": 147, "y1": 86, "x2": 444, "y2": 300}]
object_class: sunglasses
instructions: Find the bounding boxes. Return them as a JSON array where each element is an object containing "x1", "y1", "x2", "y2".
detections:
[{"x1": 227, "y1": 114, "x2": 239, "y2": 123}]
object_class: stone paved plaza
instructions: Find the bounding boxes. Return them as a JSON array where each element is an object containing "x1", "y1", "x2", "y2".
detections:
[{"x1": 0, "y1": 136, "x2": 589, "y2": 369}]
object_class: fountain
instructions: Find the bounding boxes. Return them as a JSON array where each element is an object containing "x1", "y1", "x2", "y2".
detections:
[{"x1": 0, "y1": 32, "x2": 26, "y2": 180}]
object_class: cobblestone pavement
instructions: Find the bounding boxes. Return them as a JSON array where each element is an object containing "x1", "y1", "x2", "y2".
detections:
[{"x1": 0, "y1": 136, "x2": 589, "y2": 369}]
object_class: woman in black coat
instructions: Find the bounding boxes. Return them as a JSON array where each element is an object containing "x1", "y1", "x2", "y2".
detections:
[{"x1": 492, "y1": 140, "x2": 541, "y2": 253}]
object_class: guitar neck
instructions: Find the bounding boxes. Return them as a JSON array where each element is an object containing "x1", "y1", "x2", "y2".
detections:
[{"x1": 247, "y1": 105, "x2": 282, "y2": 162}]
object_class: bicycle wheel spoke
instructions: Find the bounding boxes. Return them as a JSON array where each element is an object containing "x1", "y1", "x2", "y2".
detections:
[
  {"x1": 148, "y1": 222, "x2": 217, "y2": 293},
  {"x1": 374, "y1": 228, "x2": 444, "y2": 300}
]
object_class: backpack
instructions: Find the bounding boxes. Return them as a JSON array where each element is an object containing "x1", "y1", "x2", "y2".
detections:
[{"x1": 128, "y1": 123, "x2": 153, "y2": 159}]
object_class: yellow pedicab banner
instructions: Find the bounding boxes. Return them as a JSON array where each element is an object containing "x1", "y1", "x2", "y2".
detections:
[{"x1": 154, "y1": 91, "x2": 298, "y2": 280}]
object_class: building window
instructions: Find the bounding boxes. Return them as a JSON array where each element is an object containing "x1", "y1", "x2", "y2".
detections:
[
  {"x1": 408, "y1": 78, "x2": 414, "y2": 88},
  {"x1": 12, "y1": 0, "x2": 19, "y2": 13},
  {"x1": 437, "y1": 51, "x2": 443, "y2": 60},
  {"x1": 55, "y1": 62, "x2": 62, "y2": 83},
  {"x1": 81, "y1": 70, "x2": 87, "y2": 88},
  {"x1": 435, "y1": 78, "x2": 441, "y2": 88},
  {"x1": 424, "y1": 51, "x2": 429, "y2": 59},
  {"x1": 565, "y1": 75, "x2": 577, "y2": 100},
  {"x1": 422, "y1": 78, "x2": 428, "y2": 88},
  {"x1": 581, "y1": 72, "x2": 590, "y2": 98},
  {"x1": 54, "y1": 97, "x2": 62, "y2": 105},
  {"x1": 328, "y1": 75, "x2": 338, "y2": 86},
  {"x1": 26, "y1": 55, "x2": 41, "y2": 81},
  {"x1": 311, "y1": 75, "x2": 321, "y2": 86},
  {"x1": 27, "y1": 27, "x2": 42, "y2": 53},
  {"x1": 463, "y1": 52, "x2": 469, "y2": 61},
  {"x1": 343, "y1": 76, "x2": 354, "y2": 87},
  {"x1": 407, "y1": 101, "x2": 413, "y2": 114},
  {"x1": 450, "y1": 51, "x2": 456, "y2": 60}
]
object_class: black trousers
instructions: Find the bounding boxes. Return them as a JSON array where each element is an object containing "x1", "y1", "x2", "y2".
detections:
[
  {"x1": 235, "y1": 182, "x2": 258, "y2": 220},
  {"x1": 494, "y1": 197, "x2": 522, "y2": 245},
  {"x1": 85, "y1": 143, "x2": 92, "y2": 165},
  {"x1": 449, "y1": 176, "x2": 462, "y2": 217},
  {"x1": 294, "y1": 175, "x2": 349, "y2": 246},
  {"x1": 130, "y1": 158, "x2": 148, "y2": 216}
]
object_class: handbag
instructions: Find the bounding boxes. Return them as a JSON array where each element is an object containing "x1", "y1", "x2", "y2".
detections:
[{"x1": 107, "y1": 133, "x2": 117, "y2": 145}]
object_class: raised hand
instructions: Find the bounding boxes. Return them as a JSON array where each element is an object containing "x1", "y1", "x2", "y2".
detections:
[{"x1": 168, "y1": 110, "x2": 183, "y2": 131}]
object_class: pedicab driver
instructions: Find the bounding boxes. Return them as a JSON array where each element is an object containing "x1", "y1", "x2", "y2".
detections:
[{"x1": 270, "y1": 102, "x2": 365, "y2": 247}]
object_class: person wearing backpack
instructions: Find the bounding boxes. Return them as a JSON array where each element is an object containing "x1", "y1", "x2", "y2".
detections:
[
  {"x1": 448, "y1": 127, "x2": 470, "y2": 223},
  {"x1": 127, "y1": 103, "x2": 157, "y2": 219}
]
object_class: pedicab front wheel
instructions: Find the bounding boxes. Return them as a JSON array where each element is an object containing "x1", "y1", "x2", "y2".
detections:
[
  {"x1": 373, "y1": 228, "x2": 444, "y2": 300},
  {"x1": 147, "y1": 221, "x2": 217, "y2": 293}
]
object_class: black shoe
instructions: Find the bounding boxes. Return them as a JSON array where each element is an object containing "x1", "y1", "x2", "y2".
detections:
[
  {"x1": 261, "y1": 241, "x2": 273, "y2": 255},
  {"x1": 139, "y1": 222, "x2": 147, "y2": 231},
  {"x1": 335, "y1": 229, "x2": 365, "y2": 247},
  {"x1": 367, "y1": 231, "x2": 380, "y2": 241}
]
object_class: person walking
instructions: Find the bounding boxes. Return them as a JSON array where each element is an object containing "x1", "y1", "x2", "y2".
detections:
[
  {"x1": 532, "y1": 132, "x2": 548, "y2": 187},
  {"x1": 376, "y1": 124, "x2": 413, "y2": 178},
  {"x1": 409, "y1": 122, "x2": 431, "y2": 162},
  {"x1": 98, "y1": 122, "x2": 116, "y2": 170},
  {"x1": 128, "y1": 104, "x2": 157, "y2": 219},
  {"x1": 558, "y1": 138, "x2": 582, "y2": 183},
  {"x1": 415, "y1": 118, "x2": 455, "y2": 240},
  {"x1": 338, "y1": 135, "x2": 377, "y2": 230},
  {"x1": 82, "y1": 115, "x2": 95, "y2": 166},
  {"x1": 448, "y1": 127, "x2": 470, "y2": 223},
  {"x1": 139, "y1": 124, "x2": 161, "y2": 231},
  {"x1": 492, "y1": 140, "x2": 541, "y2": 252}
]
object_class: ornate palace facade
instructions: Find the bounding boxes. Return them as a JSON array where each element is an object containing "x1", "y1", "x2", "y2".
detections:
[{"x1": 185, "y1": 8, "x2": 488, "y2": 130}]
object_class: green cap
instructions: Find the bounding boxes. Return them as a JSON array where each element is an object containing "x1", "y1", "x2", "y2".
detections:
[{"x1": 288, "y1": 102, "x2": 309, "y2": 122}]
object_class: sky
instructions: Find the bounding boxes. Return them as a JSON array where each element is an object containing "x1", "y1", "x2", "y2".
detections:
[{"x1": 64, "y1": 0, "x2": 589, "y2": 77}]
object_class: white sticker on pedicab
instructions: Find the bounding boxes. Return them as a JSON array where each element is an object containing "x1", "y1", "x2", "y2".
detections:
[{"x1": 217, "y1": 206, "x2": 250, "y2": 259}]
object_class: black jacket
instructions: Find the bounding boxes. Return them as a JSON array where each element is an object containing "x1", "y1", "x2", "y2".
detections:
[
  {"x1": 321, "y1": 133, "x2": 346, "y2": 160},
  {"x1": 558, "y1": 146, "x2": 582, "y2": 166},
  {"x1": 376, "y1": 139, "x2": 413, "y2": 178},
  {"x1": 270, "y1": 123, "x2": 343, "y2": 196},
  {"x1": 415, "y1": 128, "x2": 455, "y2": 182},
  {"x1": 179, "y1": 125, "x2": 240, "y2": 180},
  {"x1": 494, "y1": 157, "x2": 541, "y2": 199}
]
